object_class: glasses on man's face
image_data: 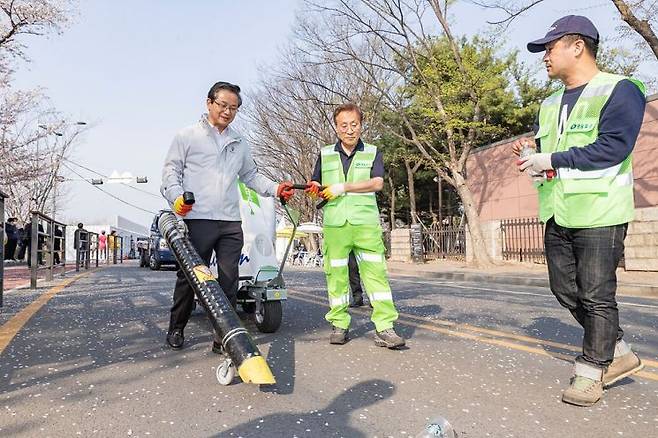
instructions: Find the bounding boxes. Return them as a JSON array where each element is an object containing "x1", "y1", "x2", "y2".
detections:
[
  {"x1": 337, "y1": 123, "x2": 361, "y2": 133},
  {"x1": 213, "y1": 100, "x2": 239, "y2": 114}
]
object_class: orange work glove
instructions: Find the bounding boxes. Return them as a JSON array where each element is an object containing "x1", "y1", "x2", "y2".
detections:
[
  {"x1": 173, "y1": 195, "x2": 193, "y2": 216},
  {"x1": 276, "y1": 181, "x2": 295, "y2": 202},
  {"x1": 304, "y1": 181, "x2": 321, "y2": 199}
]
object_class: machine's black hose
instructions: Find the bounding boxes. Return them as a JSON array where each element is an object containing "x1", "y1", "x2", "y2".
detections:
[{"x1": 158, "y1": 211, "x2": 272, "y2": 383}]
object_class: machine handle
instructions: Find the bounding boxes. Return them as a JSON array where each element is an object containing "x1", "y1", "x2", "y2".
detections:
[{"x1": 183, "y1": 191, "x2": 195, "y2": 205}]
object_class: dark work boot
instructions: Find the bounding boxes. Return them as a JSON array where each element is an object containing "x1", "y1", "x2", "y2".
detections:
[
  {"x1": 350, "y1": 295, "x2": 364, "y2": 307},
  {"x1": 166, "y1": 328, "x2": 184, "y2": 350},
  {"x1": 329, "y1": 326, "x2": 349, "y2": 345}
]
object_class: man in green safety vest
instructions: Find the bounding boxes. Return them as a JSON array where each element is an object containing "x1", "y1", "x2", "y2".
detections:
[
  {"x1": 306, "y1": 103, "x2": 405, "y2": 348},
  {"x1": 513, "y1": 16, "x2": 646, "y2": 407}
]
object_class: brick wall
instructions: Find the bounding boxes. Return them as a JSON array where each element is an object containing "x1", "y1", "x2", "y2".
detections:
[
  {"x1": 625, "y1": 207, "x2": 658, "y2": 271},
  {"x1": 389, "y1": 228, "x2": 411, "y2": 262}
]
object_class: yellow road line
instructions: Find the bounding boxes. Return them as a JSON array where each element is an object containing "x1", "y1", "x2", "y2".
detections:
[
  {"x1": 0, "y1": 272, "x2": 89, "y2": 355},
  {"x1": 289, "y1": 290, "x2": 658, "y2": 382}
]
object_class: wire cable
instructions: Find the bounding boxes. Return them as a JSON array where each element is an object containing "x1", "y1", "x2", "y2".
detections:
[
  {"x1": 62, "y1": 157, "x2": 162, "y2": 199},
  {"x1": 61, "y1": 162, "x2": 159, "y2": 215}
]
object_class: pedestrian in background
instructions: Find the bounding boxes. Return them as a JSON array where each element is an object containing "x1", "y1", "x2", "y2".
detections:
[
  {"x1": 108, "y1": 230, "x2": 117, "y2": 260},
  {"x1": 348, "y1": 251, "x2": 368, "y2": 307},
  {"x1": 98, "y1": 230, "x2": 107, "y2": 259},
  {"x1": 16, "y1": 224, "x2": 26, "y2": 261},
  {"x1": 514, "y1": 15, "x2": 646, "y2": 406},
  {"x1": 129, "y1": 235, "x2": 136, "y2": 259},
  {"x1": 53, "y1": 224, "x2": 63, "y2": 265},
  {"x1": 23, "y1": 221, "x2": 32, "y2": 265},
  {"x1": 75, "y1": 223, "x2": 87, "y2": 266},
  {"x1": 3, "y1": 217, "x2": 18, "y2": 260}
]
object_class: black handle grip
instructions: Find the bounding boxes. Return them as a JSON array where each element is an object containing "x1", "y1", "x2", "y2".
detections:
[
  {"x1": 183, "y1": 191, "x2": 195, "y2": 205},
  {"x1": 279, "y1": 183, "x2": 313, "y2": 205},
  {"x1": 316, "y1": 199, "x2": 328, "y2": 209}
]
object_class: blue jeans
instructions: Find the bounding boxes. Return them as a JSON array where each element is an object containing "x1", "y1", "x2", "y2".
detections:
[{"x1": 544, "y1": 218, "x2": 627, "y2": 368}]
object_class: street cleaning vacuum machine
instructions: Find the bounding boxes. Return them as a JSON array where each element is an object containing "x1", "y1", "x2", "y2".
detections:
[{"x1": 158, "y1": 184, "x2": 303, "y2": 385}]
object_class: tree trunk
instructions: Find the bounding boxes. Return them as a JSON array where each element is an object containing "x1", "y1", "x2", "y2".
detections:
[
  {"x1": 404, "y1": 159, "x2": 418, "y2": 224},
  {"x1": 452, "y1": 171, "x2": 494, "y2": 267},
  {"x1": 437, "y1": 174, "x2": 443, "y2": 225},
  {"x1": 388, "y1": 175, "x2": 396, "y2": 230}
]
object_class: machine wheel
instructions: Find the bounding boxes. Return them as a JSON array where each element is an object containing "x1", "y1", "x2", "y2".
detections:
[
  {"x1": 149, "y1": 255, "x2": 161, "y2": 271},
  {"x1": 255, "y1": 301, "x2": 282, "y2": 333},
  {"x1": 241, "y1": 302, "x2": 256, "y2": 314},
  {"x1": 216, "y1": 359, "x2": 235, "y2": 385}
]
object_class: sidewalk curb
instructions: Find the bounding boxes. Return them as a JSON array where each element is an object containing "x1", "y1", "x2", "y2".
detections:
[
  {"x1": 1, "y1": 268, "x2": 95, "y2": 294},
  {"x1": 387, "y1": 267, "x2": 658, "y2": 299}
]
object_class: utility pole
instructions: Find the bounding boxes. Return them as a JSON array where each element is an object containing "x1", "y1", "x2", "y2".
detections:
[
  {"x1": 434, "y1": 175, "x2": 443, "y2": 225},
  {"x1": 38, "y1": 121, "x2": 87, "y2": 218}
]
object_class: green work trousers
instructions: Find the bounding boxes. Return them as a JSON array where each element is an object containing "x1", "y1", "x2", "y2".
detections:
[{"x1": 322, "y1": 223, "x2": 398, "y2": 332}]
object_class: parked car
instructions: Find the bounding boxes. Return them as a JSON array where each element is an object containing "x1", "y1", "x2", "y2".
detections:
[{"x1": 148, "y1": 212, "x2": 177, "y2": 270}]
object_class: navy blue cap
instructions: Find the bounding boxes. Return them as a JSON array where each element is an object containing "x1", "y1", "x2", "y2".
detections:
[{"x1": 527, "y1": 15, "x2": 599, "y2": 53}]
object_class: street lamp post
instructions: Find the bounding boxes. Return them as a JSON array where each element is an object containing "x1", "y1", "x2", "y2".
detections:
[
  {"x1": 38, "y1": 121, "x2": 87, "y2": 219},
  {"x1": 433, "y1": 175, "x2": 443, "y2": 225}
]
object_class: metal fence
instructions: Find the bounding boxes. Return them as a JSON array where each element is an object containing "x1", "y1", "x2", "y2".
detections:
[
  {"x1": 30, "y1": 211, "x2": 67, "y2": 289},
  {"x1": 0, "y1": 189, "x2": 7, "y2": 306},
  {"x1": 109, "y1": 235, "x2": 124, "y2": 265},
  {"x1": 500, "y1": 217, "x2": 546, "y2": 264},
  {"x1": 420, "y1": 218, "x2": 466, "y2": 260},
  {"x1": 75, "y1": 228, "x2": 100, "y2": 271}
]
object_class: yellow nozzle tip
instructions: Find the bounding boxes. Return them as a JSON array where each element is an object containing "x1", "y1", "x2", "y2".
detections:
[{"x1": 238, "y1": 356, "x2": 276, "y2": 385}]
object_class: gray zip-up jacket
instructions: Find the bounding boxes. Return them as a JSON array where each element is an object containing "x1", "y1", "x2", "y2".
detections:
[{"x1": 161, "y1": 115, "x2": 277, "y2": 221}]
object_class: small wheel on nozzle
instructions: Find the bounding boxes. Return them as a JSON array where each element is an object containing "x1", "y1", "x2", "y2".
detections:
[{"x1": 216, "y1": 358, "x2": 235, "y2": 385}]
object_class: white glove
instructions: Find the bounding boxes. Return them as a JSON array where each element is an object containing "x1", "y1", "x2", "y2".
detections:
[
  {"x1": 321, "y1": 183, "x2": 346, "y2": 201},
  {"x1": 518, "y1": 152, "x2": 553, "y2": 174}
]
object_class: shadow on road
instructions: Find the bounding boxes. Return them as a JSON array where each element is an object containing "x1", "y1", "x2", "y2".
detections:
[{"x1": 217, "y1": 379, "x2": 395, "y2": 437}]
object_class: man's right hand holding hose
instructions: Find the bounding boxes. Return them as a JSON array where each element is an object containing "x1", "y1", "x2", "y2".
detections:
[
  {"x1": 173, "y1": 195, "x2": 193, "y2": 216},
  {"x1": 305, "y1": 181, "x2": 322, "y2": 199}
]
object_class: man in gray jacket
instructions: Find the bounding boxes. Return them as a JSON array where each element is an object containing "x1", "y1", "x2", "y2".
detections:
[{"x1": 161, "y1": 81, "x2": 294, "y2": 351}]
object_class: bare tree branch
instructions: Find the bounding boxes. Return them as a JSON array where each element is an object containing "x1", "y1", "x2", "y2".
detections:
[{"x1": 611, "y1": 0, "x2": 658, "y2": 60}]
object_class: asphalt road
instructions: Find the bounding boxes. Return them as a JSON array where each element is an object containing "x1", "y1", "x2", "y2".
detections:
[{"x1": 1, "y1": 263, "x2": 657, "y2": 437}]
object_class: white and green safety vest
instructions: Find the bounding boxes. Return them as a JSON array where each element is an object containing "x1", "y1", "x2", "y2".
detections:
[
  {"x1": 320, "y1": 143, "x2": 380, "y2": 227},
  {"x1": 535, "y1": 72, "x2": 646, "y2": 228}
]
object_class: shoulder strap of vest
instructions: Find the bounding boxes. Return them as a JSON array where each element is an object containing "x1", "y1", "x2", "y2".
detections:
[
  {"x1": 599, "y1": 71, "x2": 646, "y2": 96},
  {"x1": 321, "y1": 144, "x2": 337, "y2": 155},
  {"x1": 587, "y1": 71, "x2": 646, "y2": 98},
  {"x1": 542, "y1": 88, "x2": 564, "y2": 106},
  {"x1": 362, "y1": 143, "x2": 377, "y2": 154},
  {"x1": 594, "y1": 71, "x2": 625, "y2": 83}
]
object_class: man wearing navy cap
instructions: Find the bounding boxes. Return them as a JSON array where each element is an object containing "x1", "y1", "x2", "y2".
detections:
[{"x1": 512, "y1": 16, "x2": 646, "y2": 406}]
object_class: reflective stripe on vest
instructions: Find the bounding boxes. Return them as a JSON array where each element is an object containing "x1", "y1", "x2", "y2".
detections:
[
  {"x1": 535, "y1": 72, "x2": 645, "y2": 228},
  {"x1": 320, "y1": 143, "x2": 380, "y2": 227}
]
